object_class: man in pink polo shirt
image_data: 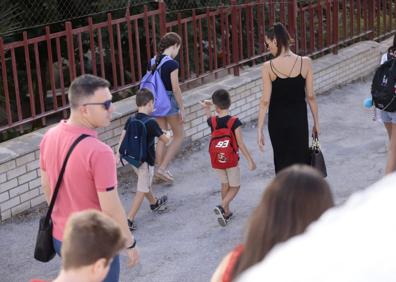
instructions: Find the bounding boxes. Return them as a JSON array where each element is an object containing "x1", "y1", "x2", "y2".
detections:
[{"x1": 40, "y1": 74, "x2": 139, "y2": 282}]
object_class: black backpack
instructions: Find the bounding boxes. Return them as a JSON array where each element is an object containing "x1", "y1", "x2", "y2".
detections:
[
  {"x1": 371, "y1": 57, "x2": 396, "y2": 112},
  {"x1": 119, "y1": 115, "x2": 154, "y2": 168}
]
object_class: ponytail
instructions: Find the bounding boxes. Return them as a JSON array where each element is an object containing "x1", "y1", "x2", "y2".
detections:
[
  {"x1": 266, "y1": 23, "x2": 292, "y2": 57},
  {"x1": 151, "y1": 32, "x2": 182, "y2": 72}
]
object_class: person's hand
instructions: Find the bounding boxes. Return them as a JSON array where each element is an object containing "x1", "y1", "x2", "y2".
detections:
[
  {"x1": 126, "y1": 247, "x2": 139, "y2": 268},
  {"x1": 312, "y1": 124, "x2": 320, "y2": 138},
  {"x1": 248, "y1": 159, "x2": 256, "y2": 171},
  {"x1": 199, "y1": 99, "x2": 212, "y2": 108},
  {"x1": 257, "y1": 130, "x2": 265, "y2": 152}
]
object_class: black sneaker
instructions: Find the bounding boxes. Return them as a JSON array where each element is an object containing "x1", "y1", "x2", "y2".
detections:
[
  {"x1": 150, "y1": 195, "x2": 168, "y2": 212},
  {"x1": 224, "y1": 212, "x2": 234, "y2": 224},
  {"x1": 214, "y1": 205, "x2": 227, "y2": 227},
  {"x1": 127, "y1": 219, "x2": 137, "y2": 231}
]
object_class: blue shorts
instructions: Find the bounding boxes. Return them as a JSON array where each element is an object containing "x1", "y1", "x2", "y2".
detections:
[
  {"x1": 166, "y1": 91, "x2": 179, "y2": 116},
  {"x1": 380, "y1": 110, "x2": 396, "y2": 124}
]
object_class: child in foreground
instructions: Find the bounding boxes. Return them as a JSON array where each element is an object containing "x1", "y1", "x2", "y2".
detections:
[{"x1": 31, "y1": 210, "x2": 127, "y2": 282}]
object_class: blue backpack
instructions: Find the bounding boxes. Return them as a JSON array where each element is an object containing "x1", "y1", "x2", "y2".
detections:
[
  {"x1": 140, "y1": 56, "x2": 172, "y2": 117},
  {"x1": 119, "y1": 115, "x2": 155, "y2": 168}
]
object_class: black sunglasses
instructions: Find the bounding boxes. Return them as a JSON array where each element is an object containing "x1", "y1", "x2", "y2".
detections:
[{"x1": 83, "y1": 99, "x2": 112, "y2": 111}]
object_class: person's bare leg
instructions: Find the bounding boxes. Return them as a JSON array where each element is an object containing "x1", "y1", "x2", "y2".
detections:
[
  {"x1": 220, "y1": 183, "x2": 229, "y2": 201},
  {"x1": 145, "y1": 191, "x2": 157, "y2": 205},
  {"x1": 159, "y1": 115, "x2": 184, "y2": 170},
  {"x1": 158, "y1": 115, "x2": 184, "y2": 170},
  {"x1": 127, "y1": 191, "x2": 145, "y2": 220},
  {"x1": 155, "y1": 117, "x2": 168, "y2": 167},
  {"x1": 222, "y1": 186, "x2": 240, "y2": 216},
  {"x1": 385, "y1": 124, "x2": 396, "y2": 174}
]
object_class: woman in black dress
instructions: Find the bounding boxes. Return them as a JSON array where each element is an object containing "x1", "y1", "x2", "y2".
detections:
[{"x1": 257, "y1": 23, "x2": 320, "y2": 173}]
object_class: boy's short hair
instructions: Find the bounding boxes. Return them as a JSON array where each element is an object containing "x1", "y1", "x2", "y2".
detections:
[
  {"x1": 68, "y1": 74, "x2": 110, "y2": 109},
  {"x1": 61, "y1": 210, "x2": 125, "y2": 270},
  {"x1": 136, "y1": 89, "x2": 154, "y2": 107},
  {"x1": 212, "y1": 89, "x2": 231, "y2": 110}
]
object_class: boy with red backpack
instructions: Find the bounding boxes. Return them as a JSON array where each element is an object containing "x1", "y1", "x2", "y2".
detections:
[{"x1": 201, "y1": 89, "x2": 256, "y2": 227}]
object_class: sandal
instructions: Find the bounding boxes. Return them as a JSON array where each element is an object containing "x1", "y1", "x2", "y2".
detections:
[{"x1": 155, "y1": 168, "x2": 174, "y2": 182}]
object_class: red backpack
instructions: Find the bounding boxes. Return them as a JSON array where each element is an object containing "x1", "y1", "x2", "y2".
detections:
[{"x1": 209, "y1": 116, "x2": 239, "y2": 169}]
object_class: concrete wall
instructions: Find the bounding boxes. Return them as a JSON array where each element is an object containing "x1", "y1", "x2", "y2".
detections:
[{"x1": 0, "y1": 39, "x2": 390, "y2": 222}]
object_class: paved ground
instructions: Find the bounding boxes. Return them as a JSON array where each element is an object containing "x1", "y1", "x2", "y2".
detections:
[{"x1": 0, "y1": 77, "x2": 389, "y2": 282}]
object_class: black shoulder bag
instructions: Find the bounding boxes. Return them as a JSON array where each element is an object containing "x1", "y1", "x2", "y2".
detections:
[
  {"x1": 309, "y1": 136, "x2": 327, "y2": 178},
  {"x1": 34, "y1": 134, "x2": 89, "y2": 262}
]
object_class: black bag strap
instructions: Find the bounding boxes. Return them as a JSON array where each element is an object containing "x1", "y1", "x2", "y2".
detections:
[{"x1": 44, "y1": 134, "x2": 90, "y2": 224}]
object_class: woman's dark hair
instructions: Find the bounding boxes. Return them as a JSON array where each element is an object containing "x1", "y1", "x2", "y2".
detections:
[
  {"x1": 230, "y1": 165, "x2": 334, "y2": 280},
  {"x1": 151, "y1": 32, "x2": 182, "y2": 72},
  {"x1": 266, "y1": 22, "x2": 292, "y2": 57}
]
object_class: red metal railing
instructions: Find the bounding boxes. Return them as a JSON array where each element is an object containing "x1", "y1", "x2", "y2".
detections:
[{"x1": 0, "y1": 0, "x2": 395, "y2": 134}]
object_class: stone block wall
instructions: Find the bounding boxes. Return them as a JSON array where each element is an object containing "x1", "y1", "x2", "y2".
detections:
[
  {"x1": 313, "y1": 41, "x2": 380, "y2": 94},
  {"x1": 0, "y1": 39, "x2": 389, "y2": 221}
]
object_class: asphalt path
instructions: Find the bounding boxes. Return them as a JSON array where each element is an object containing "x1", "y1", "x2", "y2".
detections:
[{"x1": 0, "y1": 77, "x2": 388, "y2": 282}]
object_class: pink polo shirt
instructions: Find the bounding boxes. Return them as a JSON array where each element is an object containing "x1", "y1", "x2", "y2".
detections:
[{"x1": 40, "y1": 120, "x2": 117, "y2": 241}]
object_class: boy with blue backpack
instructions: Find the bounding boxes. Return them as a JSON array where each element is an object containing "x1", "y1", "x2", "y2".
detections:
[{"x1": 117, "y1": 89, "x2": 170, "y2": 230}]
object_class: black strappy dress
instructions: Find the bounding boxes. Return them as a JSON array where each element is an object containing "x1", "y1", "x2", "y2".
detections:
[{"x1": 268, "y1": 56, "x2": 309, "y2": 173}]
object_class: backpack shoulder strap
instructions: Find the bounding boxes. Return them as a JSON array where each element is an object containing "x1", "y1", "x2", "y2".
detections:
[
  {"x1": 156, "y1": 55, "x2": 172, "y2": 70},
  {"x1": 139, "y1": 115, "x2": 155, "y2": 125},
  {"x1": 227, "y1": 116, "x2": 239, "y2": 150},
  {"x1": 144, "y1": 117, "x2": 156, "y2": 124},
  {"x1": 139, "y1": 116, "x2": 156, "y2": 146},
  {"x1": 126, "y1": 116, "x2": 148, "y2": 133},
  {"x1": 211, "y1": 116, "x2": 217, "y2": 130},
  {"x1": 226, "y1": 116, "x2": 238, "y2": 130},
  {"x1": 126, "y1": 116, "x2": 134, "y2": 127}
]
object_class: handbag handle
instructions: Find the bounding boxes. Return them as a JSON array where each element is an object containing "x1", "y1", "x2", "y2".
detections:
[
  {"x1": 44, "y1": 134, "x2": 90, "y2": 225},
  {"x1": 311, "y1": 136, "x2": 321, "y2": 151}
]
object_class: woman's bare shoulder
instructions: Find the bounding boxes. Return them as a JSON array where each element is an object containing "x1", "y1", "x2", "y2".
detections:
[
  {"x1": 301, "y1": 56, "x2": 312, "y2": 64},
  {"x1": 263, "y1": 60, "x2": 272, "y2": 67},
  {"x1": 262, "y1": 60, "x2": 272, "y2": 71}
]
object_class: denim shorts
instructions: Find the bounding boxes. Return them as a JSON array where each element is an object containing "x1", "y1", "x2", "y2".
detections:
[
  {"x1": 166, "y1": 91, "x2": 180, "y2": 116},
  {"x1": 380, "y1": 110, "x2": 396, "y2": 124}
]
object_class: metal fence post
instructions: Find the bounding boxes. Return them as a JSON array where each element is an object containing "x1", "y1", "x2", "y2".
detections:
[
  {"x1": 231, "y1": 0, "x2": 239, "y2": 76},
  {"x1": 368, "y1": 0, "x2": 375, "y2": 39},
  {"x1": 0, "y1": 37, "x2": 12, "y2": 125},
  {"x1": 159, "y1": 0, "x2": 167, "y2": 36},
  {"x1": 332, "y1": 0, "x2": 339, "y2": 54},
  {"x1": 65, "y1": 22, "x2": 76, "y2": 80},
  {"x1": 288, "y1": 0, "x2": 298, "y2": 52}
]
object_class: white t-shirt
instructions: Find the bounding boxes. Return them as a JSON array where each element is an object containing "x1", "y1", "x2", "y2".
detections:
[{"x1": 237, "y1": 173, "x2": 396, "y2": 282}]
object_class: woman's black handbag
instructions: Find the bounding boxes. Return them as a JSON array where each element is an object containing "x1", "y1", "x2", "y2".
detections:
[
  {"x1": 34, "y1": 134, "x2": 89, "y2": 262},
  {"x1": 309, "y1": 137, "x2": 327, "y2": 177}
]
